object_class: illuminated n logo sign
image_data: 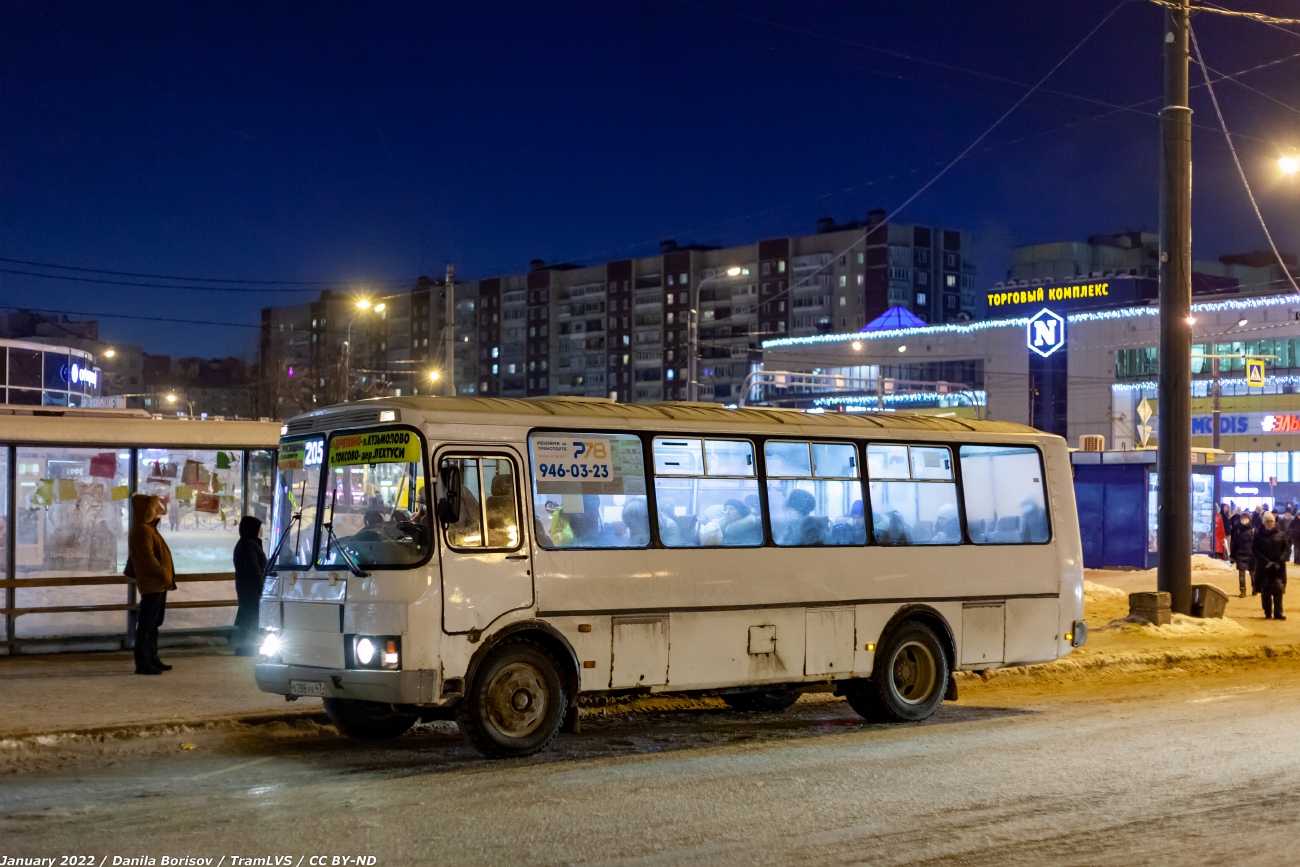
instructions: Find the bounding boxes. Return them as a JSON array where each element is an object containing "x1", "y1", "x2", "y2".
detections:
[{"x1": 1026, "y1": 308, "x2": 1066, "y2": 358}]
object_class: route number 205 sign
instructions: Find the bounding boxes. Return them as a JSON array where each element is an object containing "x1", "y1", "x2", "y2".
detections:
[{"x1": 532, "y1": 437, "x2": 613, "y2": 480}]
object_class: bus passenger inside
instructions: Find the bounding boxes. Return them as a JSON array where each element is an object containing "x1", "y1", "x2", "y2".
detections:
[{"x1": 778, "y1": 489, "x2": 830, "y2": 546}]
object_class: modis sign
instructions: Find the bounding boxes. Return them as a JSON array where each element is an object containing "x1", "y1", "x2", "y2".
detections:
[{"x1": 1027, "y1": 308, "x2": 1066, "y2": 358}]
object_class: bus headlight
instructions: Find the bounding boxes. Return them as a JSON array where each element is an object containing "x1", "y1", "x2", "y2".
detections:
[
  {"x1": 350, "y1": 635, "x2": 401, "y2": 670},
  {"x1": 356, "y1": 637, "x2": 376, "y2": 666},
  {"x1": 259, "y1": 632, "x2": 281, "y2": 658}
]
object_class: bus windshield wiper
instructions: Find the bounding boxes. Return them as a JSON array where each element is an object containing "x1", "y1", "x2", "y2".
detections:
[
  {"x1": 322, "y1": 485, "x2": 368, "y2": 578},
  {"x1": 265, "y1": 479, "x2": 309, "y2": 577},
  {"x1": 264, "y1": 511, "x2": 300, "y2": 577}
]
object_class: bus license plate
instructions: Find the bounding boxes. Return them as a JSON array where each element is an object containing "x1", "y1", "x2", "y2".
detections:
[{"x1": 290, "y1": 680, "x2": 327, "y2": 697}]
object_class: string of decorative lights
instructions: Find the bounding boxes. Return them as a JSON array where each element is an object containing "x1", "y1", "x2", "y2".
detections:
[{"x1": 763, "y1": 292, "x2": 1300, "y2": 350}]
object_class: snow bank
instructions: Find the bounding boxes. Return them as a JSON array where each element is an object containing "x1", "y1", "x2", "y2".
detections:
[
  {"x1": 1084, "y1": 580, "x2": 1128, "y2": 602},
  {"x1": 1102, "y1": 612, "x2": 1250, "y2": 639}
]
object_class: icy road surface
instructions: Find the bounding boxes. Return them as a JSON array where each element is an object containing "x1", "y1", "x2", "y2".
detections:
[{"x1": 4, "y1": 659, "x2": 1299, "y2": 866}]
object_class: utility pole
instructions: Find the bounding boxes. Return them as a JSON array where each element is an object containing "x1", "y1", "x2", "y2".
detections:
[
  {"x1": 1158, "y1": 0, "x2": 1193, "y2": 616},
  {"x1": 444, "y1": 263, "x2": 456, "y2": 397}
]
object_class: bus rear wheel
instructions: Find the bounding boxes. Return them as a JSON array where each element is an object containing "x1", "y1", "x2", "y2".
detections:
[
  {"x1": 845, "y1": 621, "x2": 949, "y2": 723},
  {"x1": 457, "y1": 639, "x2": 568, "y2": 759},
  {"x1": 722, "y1": 689, "x2": 801, "y2": 713},
  {"x1": 323, "y1": 698, "x2": 418, "y2": 740}
]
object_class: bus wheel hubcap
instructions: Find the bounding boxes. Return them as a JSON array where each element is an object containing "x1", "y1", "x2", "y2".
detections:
[
  {"x1": 891, "y1": 641, "x2": 937, "y2": 706},
  {"x1": 487, "y1": 663, "x2": 547, "y2": 737}
]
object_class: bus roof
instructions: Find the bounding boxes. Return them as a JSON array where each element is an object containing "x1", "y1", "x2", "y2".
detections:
[
  {"x1": 285, "y1": 396, "x2": 1049, "y2": 441},
  {"x1": 0, "y1": 405, "x2": 281, "y2": 449}
]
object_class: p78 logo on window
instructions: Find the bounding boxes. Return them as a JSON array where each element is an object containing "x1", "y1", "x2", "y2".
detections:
[{"x1": 572, "y1": 441, "x2": 608, "y2": 461}]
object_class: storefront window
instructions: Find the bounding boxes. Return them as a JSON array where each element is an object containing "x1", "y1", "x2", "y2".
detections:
[
  {"x1": 247, "y1": 449, "x2": 276, "y2": 524},
  {"x1": 136, "y1": 449, "x2": 244, "y2": 574},
  {"x1": 14, "y1": 447, "x2": 130, "y2": 637}
]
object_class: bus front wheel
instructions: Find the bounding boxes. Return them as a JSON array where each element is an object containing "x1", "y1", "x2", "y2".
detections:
[
  {"x1": 457, "y1": 639, "x2": 568, "y2": 759},
  {"x1": 323, "y1": 698, "x2": 418, "y2": 740},
  {"x1": 845, "y1": 621, "x2": 949, "y2": 723}
]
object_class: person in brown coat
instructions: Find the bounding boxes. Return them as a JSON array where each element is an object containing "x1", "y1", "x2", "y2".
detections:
[{"x1": 125, "y1": 494, "x2": 176, "y2": 674}]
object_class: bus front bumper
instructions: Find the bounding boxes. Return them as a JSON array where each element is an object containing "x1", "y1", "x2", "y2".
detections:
[{"x1": 254, "y1": 663, "x2": 438, "y2": 705}]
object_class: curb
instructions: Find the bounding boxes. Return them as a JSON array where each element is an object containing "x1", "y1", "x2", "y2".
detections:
[
  {"x1": 0, "y1": 708, "x2": 329, "y2": 745},
  {"x1": 957, "y1": 642, "x2": 1300, "y2": 686},
  {"x1": 6, "y1": 643, "x2": 1299, "y2": 745}
]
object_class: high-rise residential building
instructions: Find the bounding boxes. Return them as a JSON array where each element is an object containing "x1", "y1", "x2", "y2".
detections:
[
  {"x1": 257, "y1": 214, "x2": 977, "y2": 407},
  {"x1": 453, "y1": 212, "x2": 976, "y2": 403},
  {"x1": 258, "y1": 278, "x2": 451, "y2": 416}
]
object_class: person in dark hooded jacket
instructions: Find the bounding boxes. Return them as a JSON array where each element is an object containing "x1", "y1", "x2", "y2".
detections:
[
  {"x1": 1230, "y1": 511, "x2": 1257, "y2": 598},
  {"x1": 124, "y1": 493, "x2": 176, "y2": 675},
  {"x1": 232, "y1": 515, "x2": 267, "y2": 655},
  {"x1": 1254, "y1": 511, "x2": 1288, "y2": 620}
]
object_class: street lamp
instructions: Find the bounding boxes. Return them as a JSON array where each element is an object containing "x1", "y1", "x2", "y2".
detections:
[
  {"x1": 344, "y1": 299, "x2": 386, "y2": 402},
  {"x1": 1196, "y1": 317, "x2": 1250, "y2": 450},
  {"x1": 165, "y1": 393, "x2": 195, "y2": 418},
  {"x1": 103, "y1": 348, "x2": 116, "y2": 359},
  {"x1": 687, "y1": 266, "x2": 743, "y2": 402},
  {"x1": 427, "y1": 370, "x2": 441, "y2": 383},
  {"x1": 1281, "y1": 156, "x2": 1299, "y2": 176}
]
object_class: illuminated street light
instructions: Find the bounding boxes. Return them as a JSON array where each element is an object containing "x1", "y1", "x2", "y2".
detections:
[
  {"x1": 428, "y1": 370, "x2": 441, "y2": 382},
  {"x1": 356, "y1": 299, "x2": 372, "y2": 310},
  {"x1": 1237, "y1": 317, "x2": 1249, "y2": 328},
  {"x1": 165, "y1": 393, "x2": 195, "y2": 418},
  {"x1": 1281, "y1": 156, "x2": 1299, "y2": 176},
  {"x1": 103, "y1": 348, "x2": 116, "y2": 358},
  {"x1": 725, "y1": 266, "x2": 742, "y2": 277},
  {"x1": 1186, "y1": 315, "x2": 1197, "y2": 325},
  {"x1": 851, "y1": 341, "x2": 863, "y2": 351},
  {"x1": 375, "y1": 302, "x2": 386, "y2": 313}
]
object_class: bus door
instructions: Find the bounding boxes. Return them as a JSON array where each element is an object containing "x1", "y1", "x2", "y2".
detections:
[{"x1": 435, "y1": 451, "x2": 534, "y2": 634}]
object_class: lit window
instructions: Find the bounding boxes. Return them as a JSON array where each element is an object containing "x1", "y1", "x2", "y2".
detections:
[
  {"x1": 946, "y1": 275, "x2": 957, "y2": 288},
  {"x1": 839, "y1": 275, "x2": 847, "y2": 287},
  {"x1": 491, "y1": 347, "x2": 499, "y2": 358}
]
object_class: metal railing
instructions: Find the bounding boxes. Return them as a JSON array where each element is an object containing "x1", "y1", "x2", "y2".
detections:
[
  {"x1": 1, "y1": 572, "x2": 238, "y2": 654},
  {"x1": 737, "y1": 370, "x2": 982, "y2": 414}
]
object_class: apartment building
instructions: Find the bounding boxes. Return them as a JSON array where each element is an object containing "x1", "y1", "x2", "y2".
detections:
[
  {"x1": 256, "y1": 213, "x2": 976, "y2": 407},
  {"x1": 454, "y1": 211, "x2": 976, "y2": 404}
]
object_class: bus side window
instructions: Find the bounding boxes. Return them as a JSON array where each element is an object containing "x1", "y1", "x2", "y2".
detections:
[
  {"x1": 867, "y1": 444, "x2": 960, "y2": 546},
  {"x1": 958, "y1": 445, "x2": 1050, "y2": 544},
  {"x1": 440, "y1": 457, "x2": 485, "y2": 548},
  {"x1": 528, "y1": 433, "x2": 649, "y2": 549},
  {"x1": 766, "y1": 440, "x2": 865, "y2": 547},
  {"x1": 652, "y1": 437, "x2": 761, "y2": 547}
]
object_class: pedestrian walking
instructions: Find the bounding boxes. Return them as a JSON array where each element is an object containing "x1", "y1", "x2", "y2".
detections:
[
  {"x1": 232, "y1": 515, "x2": 267, "y2": 656},
  {"x1": 1230, "y1": 511, "x2": 1257, "y2": 598},
  {"x1": 1253, "y1": 511, "x2": 1289, "y2": 621},
  {"x1": 1214, "y1": 504, "x2": 1228, "y2": 562},
  {"x1": 1289, "y1": 505, "x2": 1300, "y2": 566},
  {"x1": 124, "y1": 494, "x2": 176, "y2": 675}
]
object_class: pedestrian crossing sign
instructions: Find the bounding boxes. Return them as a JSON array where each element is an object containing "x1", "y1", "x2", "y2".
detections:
[{"x1": 1246, "y1": 358, "x2": 1266, "y2": 388}]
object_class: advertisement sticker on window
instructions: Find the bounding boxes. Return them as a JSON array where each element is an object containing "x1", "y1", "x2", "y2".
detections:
[
  {"x1": 531, "y1": 435, "x2": 646, "y2": 496},
  {"x1": 328, "y1": 430, "x2": 419, "y2": 466}
]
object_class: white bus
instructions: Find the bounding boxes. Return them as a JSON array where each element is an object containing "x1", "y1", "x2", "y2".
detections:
[{"x1": 254, "y1": 397, "x2": 1085, "y2": 757}]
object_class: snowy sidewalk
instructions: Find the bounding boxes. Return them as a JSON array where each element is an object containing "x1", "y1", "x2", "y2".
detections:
[{"x1": 0, "y1": 648, "x2": 319, "y2": 738}]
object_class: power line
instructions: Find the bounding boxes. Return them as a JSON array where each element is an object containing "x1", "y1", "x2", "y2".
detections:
[
  {"x1": 0, "y1": 255, "x2": 348, "y2": 286},
  {"x1": 1190, "y1": 23, "x2": 1300, "y2": 295},
  {"x1": 749, "y1": 0, "x2": 1130, "y2": 314},
  {"x1": 0, "y1": 303, "x2": 259, "y2": 330}
]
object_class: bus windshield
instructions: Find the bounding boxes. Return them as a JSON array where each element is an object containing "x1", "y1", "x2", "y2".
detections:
[
  {"x1": 270, "y1": 437, "x2": 324, "y2": 569},
  {"x1": 317, "y1": 428, "x2": 430, "y2": 568}
]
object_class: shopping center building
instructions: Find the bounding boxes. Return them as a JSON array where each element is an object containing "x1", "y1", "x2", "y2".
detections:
[
  {"x1": 761, "y1": 273, "x2": 1300, "y2": 512},
  {"x1": 0, "y1": 338, "x2": 102, "y2": 407}
]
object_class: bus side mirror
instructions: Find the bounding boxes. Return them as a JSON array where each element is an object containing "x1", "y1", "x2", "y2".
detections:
[{"x1": 436, "y1": 464, "x2": 462, "y2": 525}]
